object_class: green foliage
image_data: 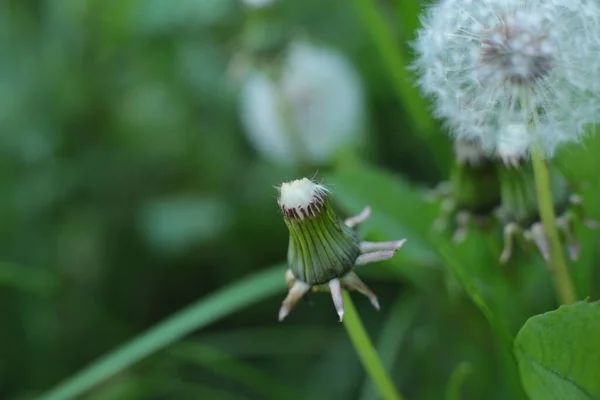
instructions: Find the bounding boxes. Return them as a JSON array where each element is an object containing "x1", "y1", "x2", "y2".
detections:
[{"x1": 515, "y1": 301, "x2": 600, "y2": 400}]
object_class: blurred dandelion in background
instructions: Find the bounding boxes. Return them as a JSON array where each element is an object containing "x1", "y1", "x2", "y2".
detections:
[
  {"x1": 412, "y1": 0, "x2": 600, "y2": 162},
  {"x1": 240, "y1": 41, "x2": 366, "y2": 165}
]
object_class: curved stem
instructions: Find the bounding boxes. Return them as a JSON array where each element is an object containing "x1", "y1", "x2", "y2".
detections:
[
  {"x1": 531, "y1": 147, "x2": 577, "y2": 305},
  {"x1": 342, "y1": 292, "x2": 404, "y2": 400}
]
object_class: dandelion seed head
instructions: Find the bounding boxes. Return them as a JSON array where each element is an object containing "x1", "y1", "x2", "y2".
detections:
[
  {"x1": 413, "y1": 0, "x2": 600, "y2": 159},
  {"x1": 240, "y1": 42, "x2": 365, "y2": 165}
]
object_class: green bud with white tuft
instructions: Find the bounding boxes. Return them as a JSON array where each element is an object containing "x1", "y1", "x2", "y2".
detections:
[
  {"x1": 277, "y1": 178, "x2": 406, "y2": 322},
  {"x1": 278, "y1": 178, "x2": 360, "y2": 285}
]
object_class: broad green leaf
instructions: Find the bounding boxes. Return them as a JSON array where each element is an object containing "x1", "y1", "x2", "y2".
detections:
[{"x1": 515, "y1": 301, "x2": 600, "y2": 400}]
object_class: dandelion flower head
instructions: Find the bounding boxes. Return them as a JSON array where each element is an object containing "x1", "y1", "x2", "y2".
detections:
[{"x1": 413, "y1": 0, "x2": 600, "y2": 159}]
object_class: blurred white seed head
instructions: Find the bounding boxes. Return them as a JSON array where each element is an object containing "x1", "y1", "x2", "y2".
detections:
[
  {"x1": 413, "y1": 0, "x2": 600, "y2": 160},
  {"x1": 240, "y1": 41, "x2": 365, "y2": 165}
]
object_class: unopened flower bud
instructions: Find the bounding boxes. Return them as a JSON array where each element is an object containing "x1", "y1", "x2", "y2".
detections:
[
  {"x1": 496, "y1": 164, "x2": 596, "y2": 264},
  {"x1": 430, "y1": 140, "x2": 500, "y2": 242},
  {"x1": 277, "y1": 178, "x2": 405, "y2": 321}
]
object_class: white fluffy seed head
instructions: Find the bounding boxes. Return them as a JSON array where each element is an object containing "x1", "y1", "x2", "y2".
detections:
[
  {"x1": 278, "y1": 178, "x2": 329, "y2": 220},
  {"x1": 240, "y1": 41, "x2": 365, "y2": 165},
  {"x1": 413, "y1": 0, "x2": 600, "y2": 159}
]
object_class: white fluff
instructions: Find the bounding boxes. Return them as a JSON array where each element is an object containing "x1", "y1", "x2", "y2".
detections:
[
  {"x1": 279, "y1": 178, "x2": 327, "y2": 210},
  {"x1": 240, "y1": 41, "x2": 365, "y2": 165},
  {"x1": 413, "y1": 0, "x2": 600, "y2": 159}
]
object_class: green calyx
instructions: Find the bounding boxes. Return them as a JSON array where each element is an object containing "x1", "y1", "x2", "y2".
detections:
[{"x1": 283, "y1": 199, "x2": 361, "y2": 286}]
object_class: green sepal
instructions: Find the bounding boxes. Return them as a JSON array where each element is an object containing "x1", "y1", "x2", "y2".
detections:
[{"x1": 284, "y1": 200, "x2": 360, "y2": 286}]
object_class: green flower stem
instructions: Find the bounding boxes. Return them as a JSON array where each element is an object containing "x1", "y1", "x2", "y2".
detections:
[
  {"x1": 531, "y1": 147, "x2": 577, "y2": 305},
  {"x1": 342, "y1": 291, "x2": 404, "y2": 400}
]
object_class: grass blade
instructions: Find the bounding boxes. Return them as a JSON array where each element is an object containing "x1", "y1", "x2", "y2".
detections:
[{"x1": 38, "y1": 264, "x2": 286, "y2": 400}]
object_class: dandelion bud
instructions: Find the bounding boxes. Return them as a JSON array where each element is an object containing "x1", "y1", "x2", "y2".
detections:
[
  {"x1": 495, "y1": 164, "x2": 595, "y2": 264},
  {"x1": 413, "y1": 0, "x2": 600, "y2": 159},
  {"x1": 278, "y1": 178, "x2": 360, "y2": 284},
  {"x1": 431, "y1": 140, "x2": 500, "y2": 242},
  {"x1": 277, "y1": 178, "x2": 405, "y2": 321}
]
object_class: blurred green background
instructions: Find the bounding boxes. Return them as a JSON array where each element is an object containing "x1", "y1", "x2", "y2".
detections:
[{"x1": 2, "y1": 1, "x2": 600, "y2": 399}]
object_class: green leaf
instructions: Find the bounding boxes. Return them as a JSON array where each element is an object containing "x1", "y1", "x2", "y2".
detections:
[
  {"x1": 38, "y1": 264, "x2": 287, "y2": 400},
  {"x1": 515, "y1": 301, "x2": 600, "y2": 400}
]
